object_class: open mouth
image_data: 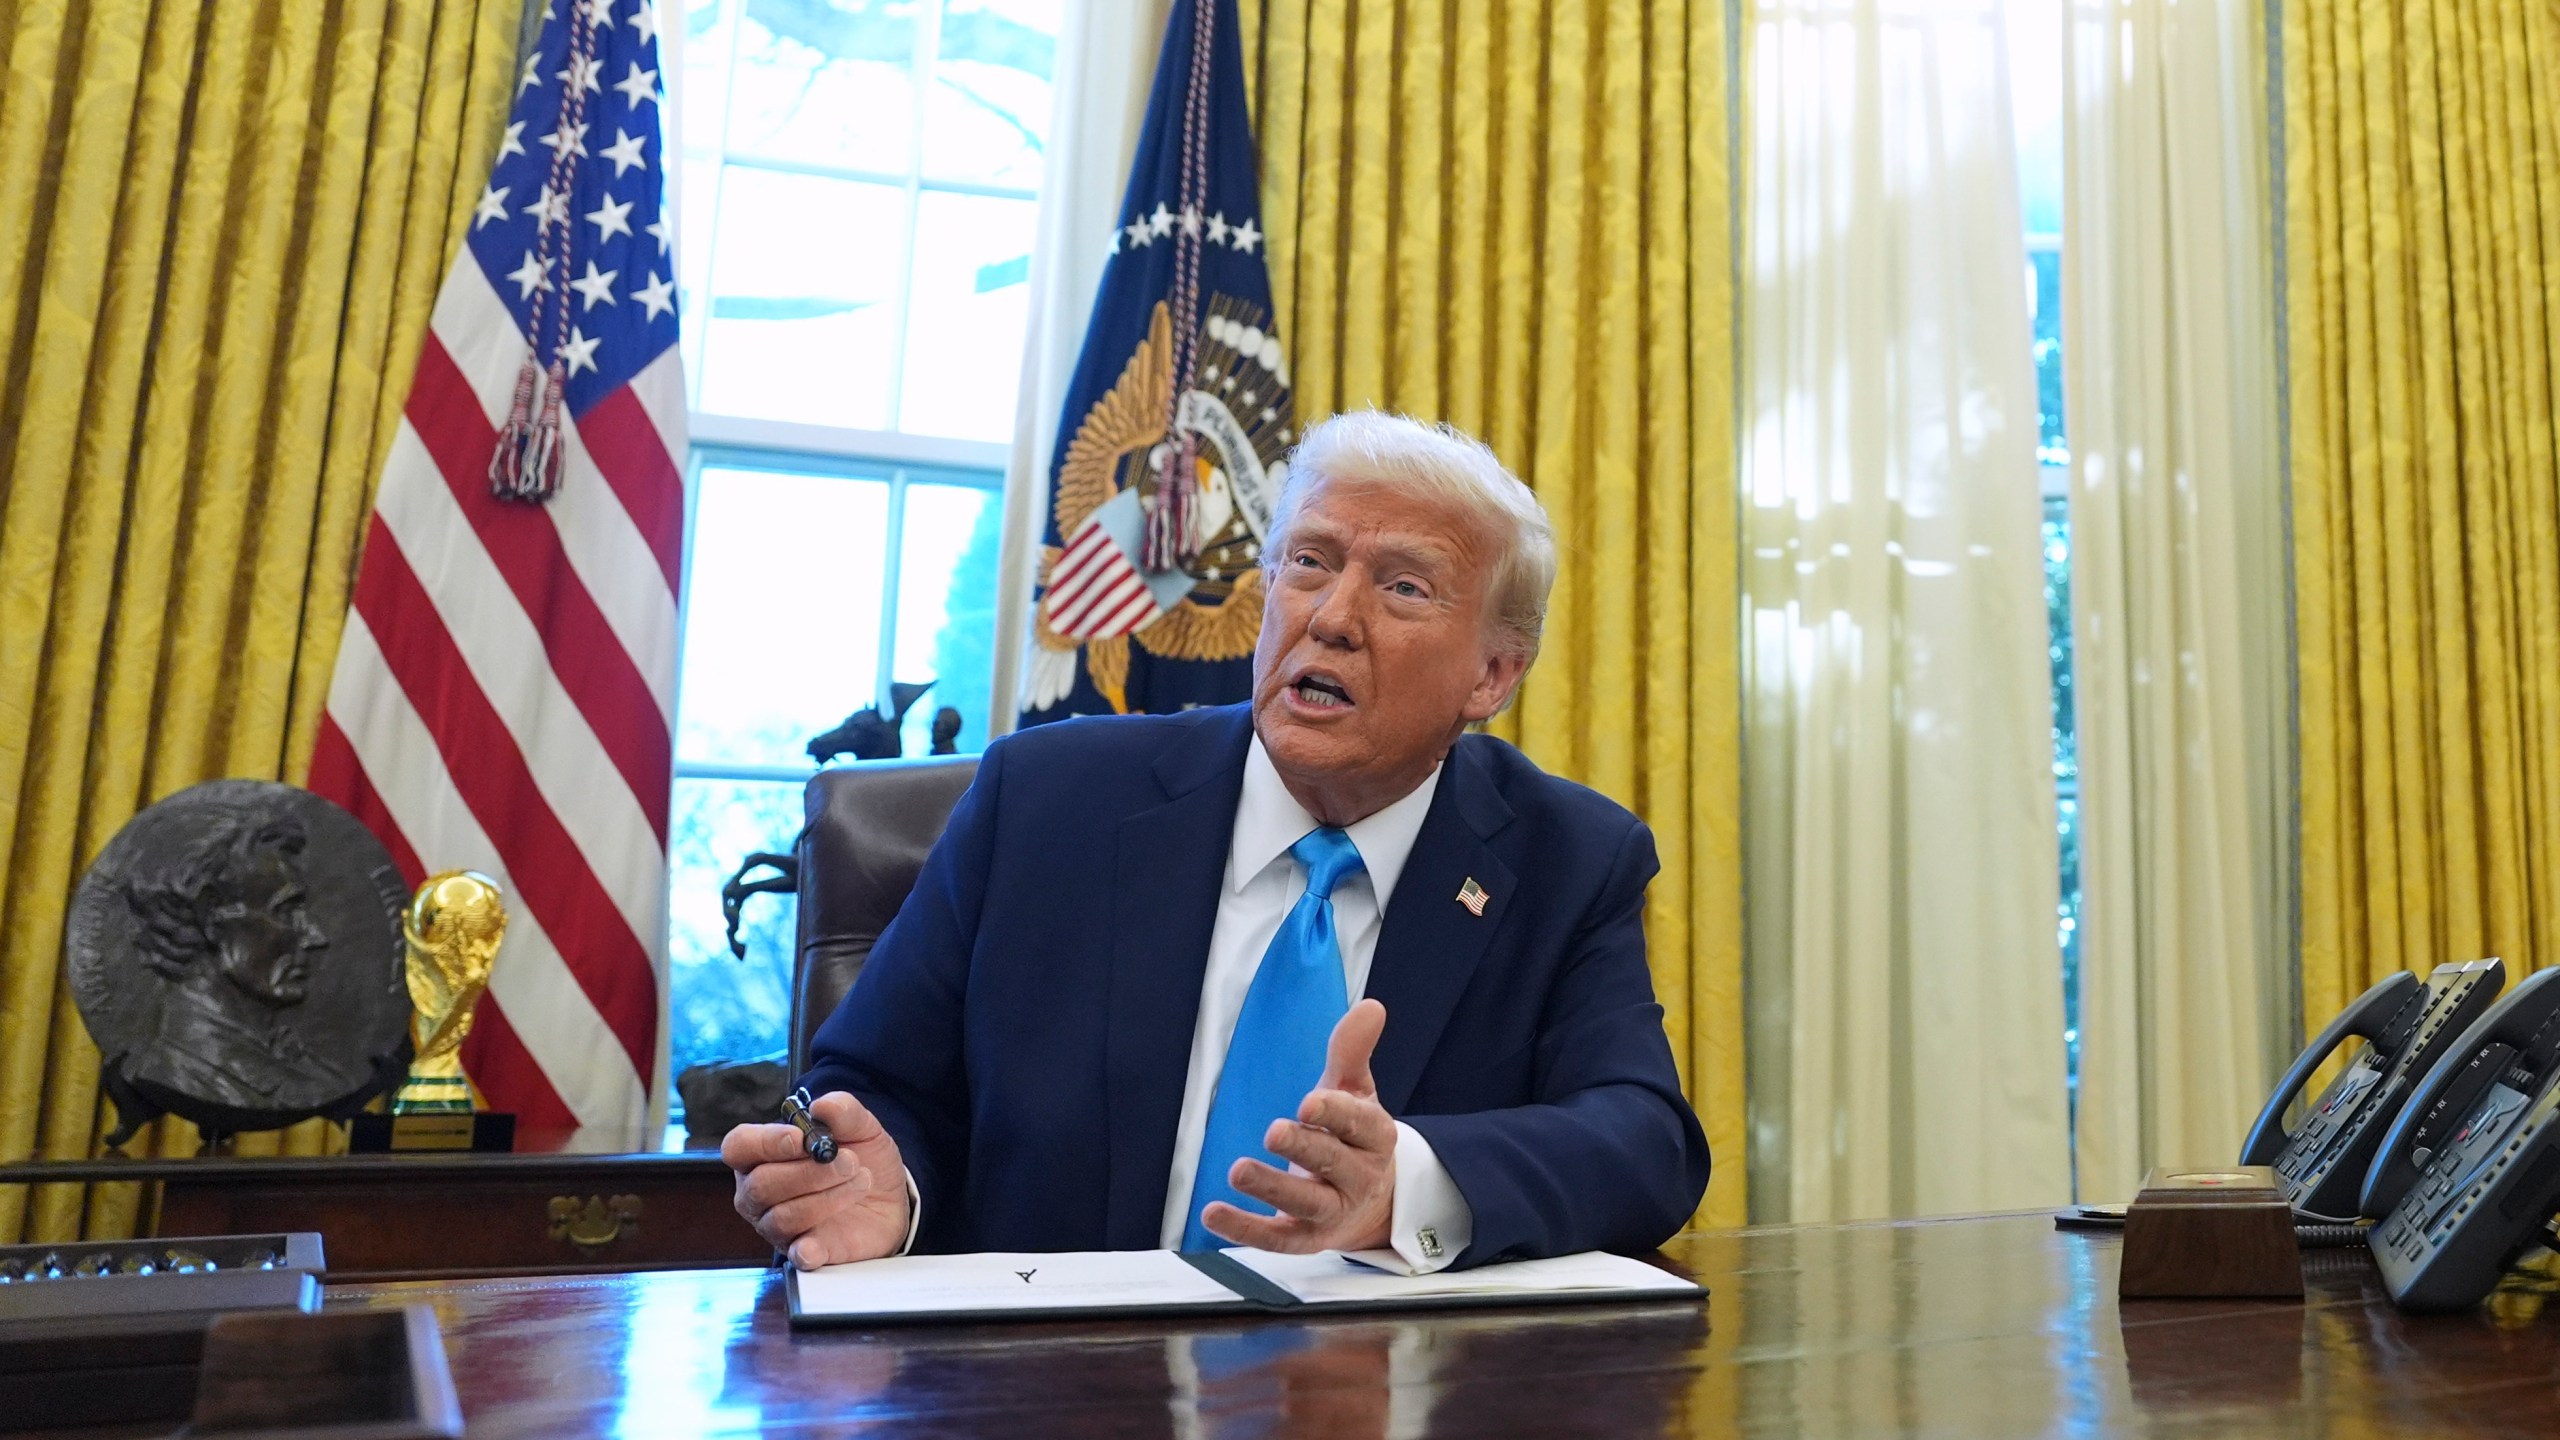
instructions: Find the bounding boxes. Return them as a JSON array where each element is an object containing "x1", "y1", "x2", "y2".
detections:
[{"x1": 1289, "y1": 674, "x2": 1353, "y2": 711}]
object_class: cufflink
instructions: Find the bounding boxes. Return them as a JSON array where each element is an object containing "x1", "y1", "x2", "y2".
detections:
[{"x1": 1416, "y1": 1226, "x2": 1444, "y2": 1260}]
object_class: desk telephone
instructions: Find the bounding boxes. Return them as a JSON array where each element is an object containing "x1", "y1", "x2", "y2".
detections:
[
  {"x1": 2358, "y1": 966, "x2": 2560, "y2": 1311},
  {"x1": 2240, "y1": 958, "x2": 2504, "y2": 1221}
]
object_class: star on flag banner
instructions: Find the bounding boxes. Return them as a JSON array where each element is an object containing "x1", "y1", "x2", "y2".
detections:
[{"x1": 308, "y1": 0, "x2": 685, "y2": 1130}]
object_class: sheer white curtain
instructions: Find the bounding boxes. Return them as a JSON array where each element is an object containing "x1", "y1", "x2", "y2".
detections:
[
  {"x1": 988, "y1": 0, "x2": 1173, "y2": 735},
  {"x1": 1741, "y1": 0, "x2": 2071, "y2": 1222},
  {"x1": 2061, "y1": 0, "x2": 2291, "y2": 1203}
]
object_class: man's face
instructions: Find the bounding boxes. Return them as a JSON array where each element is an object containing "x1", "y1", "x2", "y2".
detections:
[
  {"x1": 1251, "y1": 473, "x2": 1529, "y2": 817},
  {"x1": 207, "y1": 852, "x2": 324, "y2": 1007}
]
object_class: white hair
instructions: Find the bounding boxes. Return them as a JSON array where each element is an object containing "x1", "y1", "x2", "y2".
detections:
[{"x1": 1263, "y1": 411, "x2": 1557, "y2": 660}]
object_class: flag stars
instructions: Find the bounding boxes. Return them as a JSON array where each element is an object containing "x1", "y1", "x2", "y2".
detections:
[
  {"x1": 506, "y1": 252, "x2": 551, "y2": 299},
  {"x1": 560, "y1": 325, "x2": 602, "y2": 377},
  {"x1": 586, "y1": 193, "x2": 635, "y2": 242},
  {"x1": 473, "y1": 185, "x2": 512, "y2": 229},
  {"x1": 633, "y1": 270, "x2": 676, "y2": 321},
  {"x1": 558, "y1": 52, "x2": 604, "y2": 95},
  {"x1": 627, "y1": 0, "x2": 660, "y2": 45},
  {"x1": 582, "y1": 0, "x2": 615, "y2": 23},
  {"x1": 519, "y1": 54, "x2": 543, "y2": 93},
  {"x1": 498, "y1": 121, "x2": 527, "y2": 161},
  {"x1": 612, "y1": 61, "x2": 660, "y2": 109},
  {"x1": 598, "y1": 128, "x2": 648, "y2": 177},
  {"x1": 524, "y1": 183, "x2": 571, "y2": 227},
  {"x1": 644, "y1": 214, "x2": 673, "y2": 255},
  {"x1": 569, "y1": 260, "x2": 620, "y2": 310},
  {"x1": 539, "y1": 120, "x2": 590, "y2": 159},
  {"x1": 1122, "y1": 202, "x2": 1262, "y2": 252}
]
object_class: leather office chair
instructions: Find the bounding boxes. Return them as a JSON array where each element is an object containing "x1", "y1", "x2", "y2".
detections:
[{"x1": 789, "y1": 755, "x2": 979, "y2": 1076}]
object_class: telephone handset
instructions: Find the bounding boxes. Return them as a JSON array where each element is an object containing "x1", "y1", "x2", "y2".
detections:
[
  {"x1": 2362, "y1": 966, "x2": 2560, "y2": 1311},
  {"x1": 2239, "y1": 957, "x2": 2504, "y2": 1220}
]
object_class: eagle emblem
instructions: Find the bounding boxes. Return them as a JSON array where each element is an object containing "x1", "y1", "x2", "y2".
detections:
[{"x1": 1027, "y1": 297, "x2": 1295, "y2": 714}]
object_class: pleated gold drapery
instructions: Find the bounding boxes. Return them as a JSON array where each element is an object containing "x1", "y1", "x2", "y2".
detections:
[
  {"x1": 2285, "y1": 0, "x2": 2560, "y2": 1027},
  {"x1": 1240, "y1": 0, "x2": 1744, "y2": 1227},
  {"x1": 0, "y1": 0, "x2": 521, "y2": 1243}
]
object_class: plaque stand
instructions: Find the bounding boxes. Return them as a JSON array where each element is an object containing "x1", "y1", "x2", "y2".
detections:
[{"x1": 349, "y1": 1111, "x2": 516, "y2": 1154}]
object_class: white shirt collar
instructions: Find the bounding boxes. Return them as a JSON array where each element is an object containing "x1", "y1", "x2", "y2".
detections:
[{"x1": 1229, "y1": 733, "x2": 1444, "y2": 908}]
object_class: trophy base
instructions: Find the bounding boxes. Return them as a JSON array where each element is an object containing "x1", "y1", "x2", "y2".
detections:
[{"x1": 349, "y1": 1112, "x2": 516, "y2": 1154}]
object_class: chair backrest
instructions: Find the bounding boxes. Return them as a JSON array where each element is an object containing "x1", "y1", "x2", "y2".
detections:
[{"x1": 790, "y1": 755, "x2": 980, "y2": 1075}]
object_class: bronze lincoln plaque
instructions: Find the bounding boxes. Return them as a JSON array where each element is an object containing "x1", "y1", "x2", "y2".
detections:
[{"x1": 67, "y1": 780, "x2": 413, "y2": 1142}]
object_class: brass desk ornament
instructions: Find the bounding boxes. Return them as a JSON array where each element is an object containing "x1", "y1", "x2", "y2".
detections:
[
  {"x1": 396, "y1": 871, "x2": 505, "y2": 1112},
  {"x1": 350, "y1": 871, "x2": 516, "y2": 1152}
]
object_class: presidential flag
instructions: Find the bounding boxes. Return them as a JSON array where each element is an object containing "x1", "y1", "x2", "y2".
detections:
[
  {"x1": 1018, "y1": 0, "x2": 1293, "y2": 723},
  {"x1": 308, "y1": 0, "x2": 683, "y2": 1131}
]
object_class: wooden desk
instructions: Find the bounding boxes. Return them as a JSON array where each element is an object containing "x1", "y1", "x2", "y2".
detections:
[
  {"x1": 323, "y1": 1212, "x2": 2560, "y2": 1437},
  {"x1": 0, "y1": 1130, "x2": 769, "y2": 1281}
]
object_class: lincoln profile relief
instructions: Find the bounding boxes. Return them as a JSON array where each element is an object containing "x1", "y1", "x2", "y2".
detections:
[
  {"x1": 66, "y1": 779, "x2": 414, "y2": 1141},
  {"x1": 122, "y1": 811, "x2": 330, "y2": 1111}
]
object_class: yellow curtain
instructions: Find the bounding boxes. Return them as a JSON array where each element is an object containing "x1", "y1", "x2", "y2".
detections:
[
  {"x1": 1242, "y1": 0, "x2": 1745, "y2": 1227},
  {"x1": 0, "y1": 0, "x2": 521, "y2": 1243},
  {"x1": 2286, "y1": 0, "x2": 2560, "y2": 1029}
]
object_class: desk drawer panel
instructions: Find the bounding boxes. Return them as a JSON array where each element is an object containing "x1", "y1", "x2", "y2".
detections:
[{"x1": 159, "y1": 1170, "x2": 773, "y2": 1281}]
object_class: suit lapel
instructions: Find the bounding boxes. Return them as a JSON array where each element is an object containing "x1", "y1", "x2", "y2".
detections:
[
  {"x1": 1103, "y1": 707, "x2": 1252, "y2": 1248},
  {"x1": 1364, "y1": 737, "x2": 1515, "y2": 1115}
]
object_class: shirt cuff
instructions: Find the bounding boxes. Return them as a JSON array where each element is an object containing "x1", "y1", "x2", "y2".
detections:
[
  {"x1": 1342, "y1": 1120, "x2": 1473, "y2": 1275},
  {"x1": 896, "y1": 1170, "x2": 923, "y2": 1256}
]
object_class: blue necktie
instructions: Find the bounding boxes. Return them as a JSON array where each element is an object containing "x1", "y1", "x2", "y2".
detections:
[{"x1": 1180, "y1": 827, "x2": 1365, "y2": 1251}]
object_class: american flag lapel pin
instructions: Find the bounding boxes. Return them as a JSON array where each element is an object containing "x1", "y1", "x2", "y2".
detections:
[{"x1": 1456, "y1": 877, "x2": 1489, "y2": 917}]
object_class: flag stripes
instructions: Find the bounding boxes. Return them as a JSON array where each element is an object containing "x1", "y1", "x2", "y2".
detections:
[
  {"x1": 320, "y1": 615, "x2": 644, "y2": 1129},
  {"x1": 346, "y1": 528, "x2": 659, "y2": 1083},
  {"x1": 405, "y1": 337, "x2": 673, "y2": 843},
  {"x1": 1046, "y1": 519, "x2": 1158, "y2": 638}
]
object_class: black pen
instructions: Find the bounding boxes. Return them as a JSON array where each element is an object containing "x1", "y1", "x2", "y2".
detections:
[{"x1": 780, "y1": 1087, "x2": 838, "y2": 1164}]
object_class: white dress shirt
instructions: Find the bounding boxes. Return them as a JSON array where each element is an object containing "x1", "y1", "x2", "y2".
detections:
[{"x1": 1155, "y1": 736, "x2": 1476, "y2": 1274}]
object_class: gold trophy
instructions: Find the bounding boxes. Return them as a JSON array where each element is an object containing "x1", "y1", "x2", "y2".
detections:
[{"x1": 374, "y1": 871, "x2": 511, "y2": 1149}]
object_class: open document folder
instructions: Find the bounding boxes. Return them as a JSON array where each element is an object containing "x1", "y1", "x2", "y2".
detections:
[{"x1": 786, "y1": 1248, "x2": 1702, "y2": 1328}]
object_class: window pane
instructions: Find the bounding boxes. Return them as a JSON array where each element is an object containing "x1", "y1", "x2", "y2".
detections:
[
  {"x1": 893, "y1": 481, "x2": 1003, "y2": 755},
  {"x1": 698, "y1": 167, "x2": 903, "y2": 426},
  {"x1": 679, "y1": 465, "x2": 890, "y2": 765},
  {"x1": 667, "y1": 777, "x2": 802, "y2": 1095},
  {"x1": 727, "y1": 0, "x2": 916, "y2": 172},
  {"x1": 2030, "y1": 248, "x2": 2065, "y2": 465},
  {"x1": 922, "y1": 0, "x2": 1062, "y2": 189},
  {"x1": 896, "y1": 190, "x2": 1037, "y2": 440}
]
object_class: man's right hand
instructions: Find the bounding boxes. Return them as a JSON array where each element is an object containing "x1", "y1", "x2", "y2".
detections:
[{"x1": 722, "y1": 1089, "x2": 912, "y2": 1270}]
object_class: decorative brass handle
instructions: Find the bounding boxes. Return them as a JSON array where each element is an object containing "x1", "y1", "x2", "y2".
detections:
[{"x1": 547, "y1": 1194, "x2": 641, "y2": 1251}]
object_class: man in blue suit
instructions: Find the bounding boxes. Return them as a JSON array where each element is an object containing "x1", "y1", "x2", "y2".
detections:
[{"x1": 725, "y1": 412, "x2": 1710, "y2": 1272}]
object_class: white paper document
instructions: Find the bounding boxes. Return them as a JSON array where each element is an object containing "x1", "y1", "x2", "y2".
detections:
[
  {"x1": 794, "y1": 1250, "x2": 1239, "y2": 1318},
  {"x1": 1221, "y1": 1248, "x2": 1699, "y2": 1305}
]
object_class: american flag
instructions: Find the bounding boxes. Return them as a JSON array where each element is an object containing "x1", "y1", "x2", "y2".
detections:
[{"x1": 309, "y1": 0, "x2": 683, "y2": 1132}]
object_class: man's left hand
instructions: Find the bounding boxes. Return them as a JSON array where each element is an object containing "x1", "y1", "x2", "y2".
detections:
[{"x1": 1203, "y1": 998, "x2": 1396, "y2": 1253}]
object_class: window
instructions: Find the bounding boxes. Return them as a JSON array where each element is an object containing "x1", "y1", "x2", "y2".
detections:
[
  {"x1": 664, "y1": 0, "x2": 1063, "y2": 1094},
  {"x1": 2009, "y1": 2, "x2": 2082, "y2": 1165}
]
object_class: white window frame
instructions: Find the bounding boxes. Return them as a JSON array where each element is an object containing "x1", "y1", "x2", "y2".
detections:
[{"x1": 672, "y1": 424, "x2": 1007, "y2": 786}]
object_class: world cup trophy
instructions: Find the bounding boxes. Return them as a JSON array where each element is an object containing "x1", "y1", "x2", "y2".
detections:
[{"x1": 392, "y1": 871, "x2": 506, "y2": 1114}]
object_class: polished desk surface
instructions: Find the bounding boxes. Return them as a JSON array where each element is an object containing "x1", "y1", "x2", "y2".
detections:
[{"x1": 324, "y1": 1211, "x2": 2560, "y2": 1438}]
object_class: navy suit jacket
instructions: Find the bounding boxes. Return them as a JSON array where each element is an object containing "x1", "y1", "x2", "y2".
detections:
[{"x1": 798, "y1": 703, "x2": 1711, "y2": 1266}]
